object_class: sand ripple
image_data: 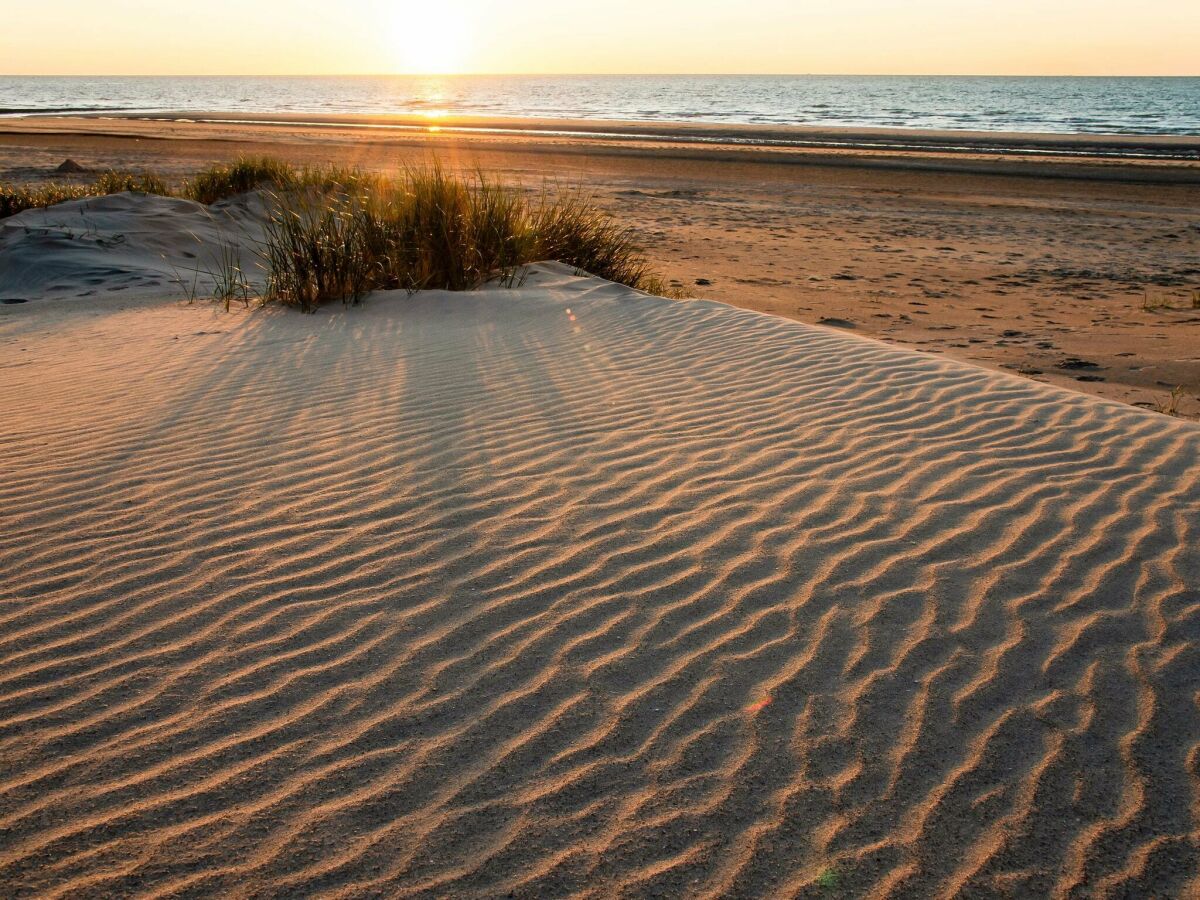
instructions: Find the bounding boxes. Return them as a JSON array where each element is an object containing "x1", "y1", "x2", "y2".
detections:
[{"x1": 1, "y1": 264, "x2": 1198, "y2": 897}]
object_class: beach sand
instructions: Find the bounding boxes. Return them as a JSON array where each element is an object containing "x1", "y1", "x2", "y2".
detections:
[
  {"x1": 2, "y1": 114, "x2": 1198, "y2": 418},
  {"x1": 2, "y1": 263, "x2": 1199, "y2": 896}
]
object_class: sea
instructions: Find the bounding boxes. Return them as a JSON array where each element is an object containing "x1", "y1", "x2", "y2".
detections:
[{"x1": 1, "y1": 75, "x2": 1197, "y2": 136}]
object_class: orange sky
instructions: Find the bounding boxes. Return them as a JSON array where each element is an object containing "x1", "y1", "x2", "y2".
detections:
[{"x1": 3, "y1": 0, "x2": 1198, "y2": 76}]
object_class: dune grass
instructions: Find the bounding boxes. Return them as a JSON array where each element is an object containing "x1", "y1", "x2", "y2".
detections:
[
  {"x1": 182, "y1": 156, "x2": 394, "y2": 205},
  {"x1": 1156, "y1": 385, "x2": 1187, "y2": 418},
  {"x1": 0, "y1": 183, "x2": 95, "y2": 219},
  {"x1": 0, "y1": 158, "x2": 290, "y2": 220},
  {"x1": 261, "y1": 164, "x2": 673, "y2": 311},
  {"x1": 183, "y1": 156, "x2": 298, "y2": 205},
  {"x1": 93, "y1": 170, "x2": 169, "y2": 196},
  {"x1": 0, "y1": 170, "x2": 168, "y2": 219},
  {"x1": 2, "y1": 156, "x2": 677, "y2": 306}
]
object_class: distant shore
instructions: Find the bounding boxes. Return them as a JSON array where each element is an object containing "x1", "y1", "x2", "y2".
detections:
[
  {"x1": 4, "y1": 112, "x2": 1200, "y2": 183},
  {"x1": 76, "y1": 111, "x2": 1200, "y2": 156}
]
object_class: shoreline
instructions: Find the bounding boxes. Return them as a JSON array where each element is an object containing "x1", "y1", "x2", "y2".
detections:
[
  {"x1": 9, "y1": 111, "x2": 1200, "y2": 151},
  {"x1": 149, "y1": 113, "x2": 1200, "y2": 159},
  {"x1": 3, "y1": 113, "x2": 1200, "y2": 183}
]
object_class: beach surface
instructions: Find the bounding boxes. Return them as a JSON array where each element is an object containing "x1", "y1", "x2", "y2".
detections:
[
  {"x1": 2, "y1": 265, "x2": 1199, "y2": 896},
  {"x1": 2, "y1": 113, "x2": 1198, "y2": 418}
]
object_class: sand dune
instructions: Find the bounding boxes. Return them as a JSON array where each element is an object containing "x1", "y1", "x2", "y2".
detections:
[
  {"x1": 1, "y1": 265, "x2": 1198, "y2": 897},
  {"x1": 0, "y1": 192, "x2": 268, "y2": 302},
  {"x1": 7, "y1": 125, "x2": 1198, "y2": 417}
]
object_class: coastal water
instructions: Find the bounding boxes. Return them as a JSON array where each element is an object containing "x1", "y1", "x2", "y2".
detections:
[{"x1": 1, "y1": 75, "x2": 1197, "y2": 136}]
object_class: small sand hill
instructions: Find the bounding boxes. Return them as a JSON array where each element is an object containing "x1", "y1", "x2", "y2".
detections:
[
  {"x1": 0, "y1": 192, "x2": 267, "y2": 302},
  {"x1": 1, "y1": 265, "x2": 1198, "y2": 898}
]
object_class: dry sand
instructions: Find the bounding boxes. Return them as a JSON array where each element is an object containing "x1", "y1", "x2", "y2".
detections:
[
  {"x1": 0, "y1": 192, "x2": 269, "y2": 301},
  {"x1": 2, "y1": 114, "x2": 1198, "y2": 418},
  {"x1": 2, "y1": 263, "x2": 1199, "y2": 897}
]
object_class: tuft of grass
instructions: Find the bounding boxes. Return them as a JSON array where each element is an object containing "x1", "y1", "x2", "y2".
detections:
[
  {"x1": 1, "y1": 170, "x2": 167, "y2": 219},
  {"x1": 0, "y1": 182, "x2": 95, "y2": 218},
  {"x1": 531, "y1": 190, "x2": 664, "y2": 292},
  {"x1": 181, "y1": 155, "x2": 389, "y2": 205},
  {"x1": 206, "y1": 239, "x2": 255, "y2": 311},
  {"x1": 261, "y1": 163, "x2": 673, "y2": 311},
  {"x1": 1156, "y1": 385, "x2": 1187, "y2": 418},
  {"x1": 183, "y1": 156, "x2": 299, "y2": 205},
  {"x1": 261, "y1": 192, "x2": 376, "y2": 312},
  {"x1": 93, "y1": 170, "x2": 169, "y2": 196}
]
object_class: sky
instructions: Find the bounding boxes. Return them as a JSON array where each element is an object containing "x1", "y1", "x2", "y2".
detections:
[{"x1": 3, "y1": 0, "x2": 1198, "y2": 76}]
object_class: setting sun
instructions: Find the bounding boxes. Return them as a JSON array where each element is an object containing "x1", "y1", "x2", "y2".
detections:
[{"x1": 391, "y1": 5, "x2": 472, "y2": 74}]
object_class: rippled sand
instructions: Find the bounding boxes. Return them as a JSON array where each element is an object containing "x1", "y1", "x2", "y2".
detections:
[{"x1": 2, "y1": 265, "x2": 1198, "y2": 897}]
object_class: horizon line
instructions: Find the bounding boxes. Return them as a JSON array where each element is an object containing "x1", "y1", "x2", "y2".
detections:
[{"x1": 4, "y1": 72, "x2": 1199, "y2": 79}]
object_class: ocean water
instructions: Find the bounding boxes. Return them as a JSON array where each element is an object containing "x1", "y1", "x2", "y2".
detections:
[{"x1": 1, "y1": 75, "x2": 1197, "y2": 136}]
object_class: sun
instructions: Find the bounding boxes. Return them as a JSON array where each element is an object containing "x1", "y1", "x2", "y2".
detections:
[{"x1": 391, "y1": 5, "x2": 472, "y2": 74}]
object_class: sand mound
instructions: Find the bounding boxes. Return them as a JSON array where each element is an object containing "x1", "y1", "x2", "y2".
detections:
[
  {"x1": 1, "y1": 266, "x2": 1198, "y2": 897},
  {"x1": 0, "y1": 191, "x2": 268, "y2": 302}
]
